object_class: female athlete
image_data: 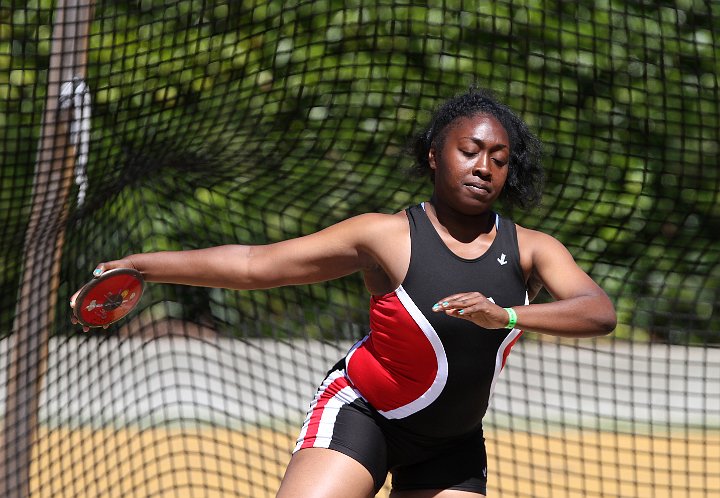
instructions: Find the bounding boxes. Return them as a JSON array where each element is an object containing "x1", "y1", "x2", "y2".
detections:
[{"x1": 72, "y1": 88, "x2": 616, "y2": 497}]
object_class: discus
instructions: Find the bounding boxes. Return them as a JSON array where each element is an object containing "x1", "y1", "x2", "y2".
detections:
[{"x1": 73, "y1": 268, "x2": 145, "y2": 328}]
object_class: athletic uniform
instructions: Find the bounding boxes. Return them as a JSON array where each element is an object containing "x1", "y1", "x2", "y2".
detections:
[{"x1": 295, "y1": 203, "x2": 528, "y2": 493}]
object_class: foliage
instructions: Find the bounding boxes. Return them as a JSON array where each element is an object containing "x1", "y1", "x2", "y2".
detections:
[{"x1": 1, "y1": 0, "x2": 718, "y2": 344}]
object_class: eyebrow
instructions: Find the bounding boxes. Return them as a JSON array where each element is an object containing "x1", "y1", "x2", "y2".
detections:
[{"x1": 461, "y1": 137, "x2": 509, "y2": 151}]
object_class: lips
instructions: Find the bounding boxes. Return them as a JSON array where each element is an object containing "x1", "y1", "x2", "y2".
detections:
[{"x1": 464, "y1": 182, "x2": 491, "y2": 194}]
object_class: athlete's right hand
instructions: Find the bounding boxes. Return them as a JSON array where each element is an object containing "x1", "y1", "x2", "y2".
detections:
[
  {"x1": 432, "y1": 291, "x2": 510, "y2": 330},
  {"x1": 69, "y1": 259, "x2": 136, "y2": 332}
]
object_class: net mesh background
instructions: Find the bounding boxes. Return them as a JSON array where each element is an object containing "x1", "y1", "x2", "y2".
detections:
[{"x1": 1, "y1": 0, "x2": 718, "y2": 497}]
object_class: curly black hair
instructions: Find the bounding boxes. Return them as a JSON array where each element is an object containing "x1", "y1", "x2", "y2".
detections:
[{"x1": 409, "y1": 87, "x2": 544, "y2": 210}]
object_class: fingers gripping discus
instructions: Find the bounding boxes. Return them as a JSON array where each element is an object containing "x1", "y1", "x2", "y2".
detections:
[{"x1": 74, "y1": 268, "x2": 145, "y2": 328}]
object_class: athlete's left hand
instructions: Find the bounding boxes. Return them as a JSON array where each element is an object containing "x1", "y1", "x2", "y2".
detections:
[{"x1": 432, "y1": 292, "x2": 509, "y2": 329}]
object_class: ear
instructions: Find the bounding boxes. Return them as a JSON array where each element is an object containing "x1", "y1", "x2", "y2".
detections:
[{"x1": 428, "y1": 147, "x2": 437, "y2": 171}]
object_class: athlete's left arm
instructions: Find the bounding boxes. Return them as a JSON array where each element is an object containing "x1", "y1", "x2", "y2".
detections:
[
  {"x1": 514, "y1": 228, "x2": 617, "y2": 337},
  {"x1": 434, "y1": 228, "x2": 616, "y2": 338}
]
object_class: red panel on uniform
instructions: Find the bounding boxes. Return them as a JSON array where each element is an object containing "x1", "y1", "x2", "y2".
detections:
[{"x1": 347, "y1": 292, "x2": 437, "y2": 412}]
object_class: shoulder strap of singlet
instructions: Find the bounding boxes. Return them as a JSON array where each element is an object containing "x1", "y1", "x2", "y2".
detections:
[{"x1": 413, "y1": 202, "x2": 501, "y2": 232}]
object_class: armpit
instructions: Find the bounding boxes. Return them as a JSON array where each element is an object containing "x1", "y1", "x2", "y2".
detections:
[{"x1": 526, "y1": 270, "x2": 544, "y2": 302}]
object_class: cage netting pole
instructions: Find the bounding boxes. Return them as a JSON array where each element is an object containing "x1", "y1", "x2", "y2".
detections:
[{"x1": 0, "y1": 1, "x2": 95, "y2": 496}]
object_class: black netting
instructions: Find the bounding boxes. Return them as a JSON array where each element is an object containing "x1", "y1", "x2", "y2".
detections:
[{"x1": 1, "y1": 0, "x2": 718, "y2": 497}]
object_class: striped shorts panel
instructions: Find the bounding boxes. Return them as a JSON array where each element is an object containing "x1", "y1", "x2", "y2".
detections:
[
  {"x1": 294, "y1": 363, "x2": 388, "y2": 491},
  {"x1": 293, "y1": 361, "x2": 488, "y2": 495}
]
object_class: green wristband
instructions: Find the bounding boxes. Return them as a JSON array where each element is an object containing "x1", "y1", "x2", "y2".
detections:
[{"x1": 503, "y1": 307, "x2": 517, "y2": 329}]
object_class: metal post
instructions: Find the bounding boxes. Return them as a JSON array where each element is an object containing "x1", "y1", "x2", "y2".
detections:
[{"x1": 1, "y1": 1, "x2": 95, "y2": 496}]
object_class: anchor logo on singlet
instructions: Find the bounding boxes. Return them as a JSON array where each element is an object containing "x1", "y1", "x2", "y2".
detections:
[{"x1": 497, "y1": 253, "x2": 508, "y2": 265}]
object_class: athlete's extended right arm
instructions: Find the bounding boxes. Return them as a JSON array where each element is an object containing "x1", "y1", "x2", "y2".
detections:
[{"x1": 91, "y1": 213, "x2": 391, "y2": 290}]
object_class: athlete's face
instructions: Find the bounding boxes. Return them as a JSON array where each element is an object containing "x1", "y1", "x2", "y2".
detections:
[{"x1": 429, "y1": 113, "x2": 510, "y2": 214}]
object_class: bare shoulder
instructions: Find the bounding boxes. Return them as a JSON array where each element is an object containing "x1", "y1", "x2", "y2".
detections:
[
  {"x1": 309, "y1": 210, "x2": 409, "y2": 256},
  {"x1": 341, "y1": 210, "x2": 411, "y2": 290},
  {"x1": 515, "y1": 223, "x2": 567, "y2": 254},
  {"x1": 350, "y1": 210, "x2": 408, "y2": 227},
  {"x1": 347, "y1": 210, "x2": 410, "y2": 248},
  {"x1": 314, "y1": 210, "x2": 406, "y2": 235},
  {"x1": 514, "y1": 223, "x2": 575, "y2": 277}
]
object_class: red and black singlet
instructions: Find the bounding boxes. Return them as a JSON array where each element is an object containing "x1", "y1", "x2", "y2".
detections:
[{"x1": 345, "y1": 203, "x2": 527, "y2": 438}]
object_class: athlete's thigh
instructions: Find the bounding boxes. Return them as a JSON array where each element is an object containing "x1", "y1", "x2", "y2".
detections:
[
  {"x1": 390, "y1": 489, "x2": 484, "y2": 498},
  {"x1": 277, "y1": 447, "x2": 375, "y2": 498}
]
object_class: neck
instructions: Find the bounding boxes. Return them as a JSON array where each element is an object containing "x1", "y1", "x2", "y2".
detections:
[{"x1": 426, "y1": 197, "x2": 495, "y2": 243}]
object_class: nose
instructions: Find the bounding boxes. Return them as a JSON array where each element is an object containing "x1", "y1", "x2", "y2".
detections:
[{"x1": 472, "y1": 153, "x2": 492, "y2": 178}]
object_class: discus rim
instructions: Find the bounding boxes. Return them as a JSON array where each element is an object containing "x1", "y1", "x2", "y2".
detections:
[{"x1": 74, "y1": 268, "x2": 145, "y2": 328}]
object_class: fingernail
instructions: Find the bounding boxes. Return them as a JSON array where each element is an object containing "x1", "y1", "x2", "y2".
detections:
[
  {"x1": 442, "y1": 301, "x2": 449, "y2": 307},
  {"x1": 93, "y1": 268, "x2": 103, "y2": 277},
  {"x1": 432, "y1": 303, "x2": 440, "y2": 310},
  {"x1": 458, "y1": 309, "x2": 465, "y2": 315}
]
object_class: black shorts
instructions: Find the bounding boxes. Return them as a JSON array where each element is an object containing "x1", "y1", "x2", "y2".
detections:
[{"x1": 294, "y1": 361, "x2": 488, "y2": 494}]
